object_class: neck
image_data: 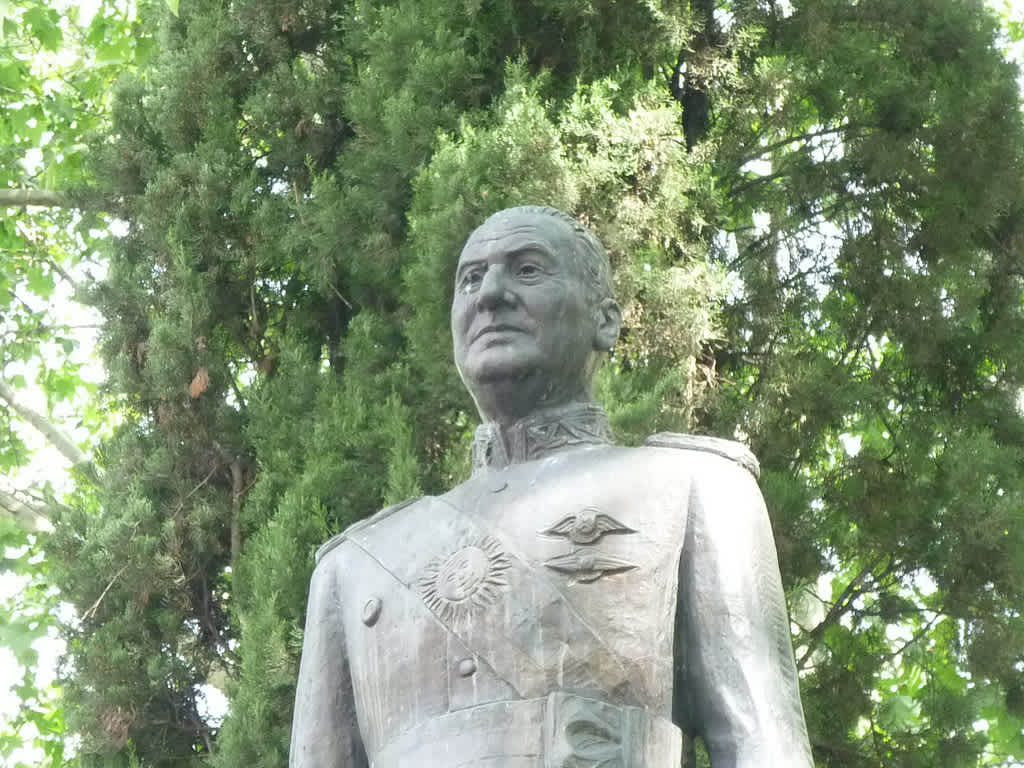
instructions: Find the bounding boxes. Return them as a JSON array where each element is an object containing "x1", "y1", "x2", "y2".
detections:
[
  {"x1": 470, "y1": 370, "x2": 595, "y2": 427},
  {"x1": 471, "y1": 401, "x2": 613, "y2": 472}
]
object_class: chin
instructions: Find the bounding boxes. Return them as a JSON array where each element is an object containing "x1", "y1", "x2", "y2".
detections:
[
  {"x1": 465, "y1": 362, "x2": 535, "y2": 387},
  {"x1": 458, "y1": 346, "x2": 537, "y2": 382}
]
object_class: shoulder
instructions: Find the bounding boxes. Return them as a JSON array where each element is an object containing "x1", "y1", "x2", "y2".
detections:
[
  {"x1": 642, "y1": 432, "x2": 760, "y2": 479},
  {"x1": 315, "y1": 496, "x2": 424, "y2": 565}
]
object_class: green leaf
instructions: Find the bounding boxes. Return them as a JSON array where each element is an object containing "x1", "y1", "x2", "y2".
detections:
[
  {"x1": 0, "y1": 226, "x2": 21, "y2": 251},
  {"x1": 877, "y1": 694, "x2": 922, "y2": 733},
  {"x1": 86, "y1": 12, "x2": 108, "y2": 48},
  {"x1": 22, "y1": 7, "x2": 62, "y2": 52},
  {"x1": 166, "y1": 0, "x2": 180, "y2": 17},
  {"x1": 96, "y1": 39, "x2": 130, "y2": 66},
  {"x1": 42, "y1": 367, "x2": 81, "y2": 404},
  {"x1": 0, "y1": 61, "x2": 24, "y2": 91},
  {"x1": 0, "y1": 619, "x2": 43, "y2": 661},
  {"x1": 24, "y1": 265, "x2": 54, "y2": 299},
  {"x1": 9, "y1": 105, "x2": 45, "y2": 144},
  {"x1": 134, "y1": 34, "x2": 156, "y2": 64}
]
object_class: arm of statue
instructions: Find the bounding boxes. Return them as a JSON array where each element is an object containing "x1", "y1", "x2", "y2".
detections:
[
  {"x1": 677, "y1": 456, "x2": 814, "y2": 767},
  {"x1": 289, "y1": 551, "x2": 368, "y2": 768}
]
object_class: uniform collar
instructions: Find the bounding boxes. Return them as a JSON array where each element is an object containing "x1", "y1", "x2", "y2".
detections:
[{"x1": 471, "y1": 402, "x2": 613, "y2": 471}]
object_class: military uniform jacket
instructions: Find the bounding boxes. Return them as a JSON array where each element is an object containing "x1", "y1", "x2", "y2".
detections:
[{"x1": 289, "y1": 422, "x2": 813, "y2": 768}]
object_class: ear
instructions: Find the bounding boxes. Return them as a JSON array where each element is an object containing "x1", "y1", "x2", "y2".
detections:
[{"x1": 593, "y1": 298, "x2": 622, "y2": 352}]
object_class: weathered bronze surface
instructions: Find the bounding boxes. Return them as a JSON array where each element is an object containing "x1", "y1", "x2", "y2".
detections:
[{"x1": 290, "y1": 207, "x2": 814, "y2": 767}]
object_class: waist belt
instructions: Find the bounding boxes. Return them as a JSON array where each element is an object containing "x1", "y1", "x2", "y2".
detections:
[{"x1": 372, "y1": 692, "x2": 683, "y2": 768}]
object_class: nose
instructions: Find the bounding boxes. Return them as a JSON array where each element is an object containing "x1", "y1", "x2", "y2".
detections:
[{"x1": 477, "y1": 265, "x2": 513, "y2": 310}]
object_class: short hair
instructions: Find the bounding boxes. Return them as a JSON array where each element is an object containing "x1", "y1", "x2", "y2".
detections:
[{"x1": 473, "y1": 206, "x2": 615, "y2": 304}]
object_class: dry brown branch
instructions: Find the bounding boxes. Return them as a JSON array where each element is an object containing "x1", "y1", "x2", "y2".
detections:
[{"x1": 84, "y1": 565, "x2": 129, "y2": 620}]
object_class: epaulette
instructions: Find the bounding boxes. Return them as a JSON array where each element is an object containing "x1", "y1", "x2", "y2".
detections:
[
  {"x1": 315, "y1": 496, "x2": 423, "y2": 564},
  {"x1": 643, "y1": 432, "x2": 760, "y2": 479}
]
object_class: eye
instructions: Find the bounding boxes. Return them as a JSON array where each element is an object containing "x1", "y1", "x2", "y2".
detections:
[
  {"x1": 459, "y1": 269, "x2": 483, "y2": 293},
  {"x1": 517, "y1": 263, "x2": 543, "y2": 280}
]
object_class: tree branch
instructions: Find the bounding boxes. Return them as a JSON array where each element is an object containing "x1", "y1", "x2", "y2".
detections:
[
  {"x1": 11, "y1": 223, "x2": 86, "y2": 295},
  {"x1": 0, "y1": 377, "x2": 90, "y2": 469},
  {"x1": 171, "y1": 463, "x2": 222, "y2": 517},
  {"x1": 0, "y1": 488, "x2": 52, "y2": 532},
  {"x1": 878, "y1": 613, "x2": 939, "y2": 662},
  {"x1": 0, "y1": 187, "x2": 115, "y2": 213},
  {"x1": 796, "y1": 560, "x2": 886, "y2": 670},
  {"x1": 43, "y1": 255, "x2": 82, "y2": 293},
  {"x1": 0, "y1": 189, "x2": 72, "y2": 208},
  {"x1": 229, "y1": 460, "x2": 244, "y2": 573},
  {"x1": 83, "y1": 565, "x2": 128, "y2": 620},
  {"x1": 730, "y1": 123, "x2": 865, "y2": 170}
]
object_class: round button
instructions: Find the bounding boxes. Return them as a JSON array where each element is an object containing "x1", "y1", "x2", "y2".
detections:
[
  {"x1": 457, "y1": 657, "x2": 477, "y2": 677},
  {"x1": 361, "y1": 597, "x2": 382, "y2": 626}
]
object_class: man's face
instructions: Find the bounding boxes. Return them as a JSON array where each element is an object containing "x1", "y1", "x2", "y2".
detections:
[{"x1": 451, "y1": 212, "x2": 597, "y2": 398}]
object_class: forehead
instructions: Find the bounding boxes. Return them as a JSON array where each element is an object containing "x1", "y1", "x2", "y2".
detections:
[{"x1": 459, "y1": 213, "x2": 574, "y2": 264}]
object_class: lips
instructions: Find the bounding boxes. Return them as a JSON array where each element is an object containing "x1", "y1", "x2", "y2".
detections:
[{"x1": 472, "y1": 324, "x2": 526, "y2": 342}]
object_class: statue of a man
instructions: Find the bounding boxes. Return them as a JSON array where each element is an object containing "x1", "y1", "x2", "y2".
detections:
[{"x1": 290, "y1": 206, "x2": 814, "y2": 767}]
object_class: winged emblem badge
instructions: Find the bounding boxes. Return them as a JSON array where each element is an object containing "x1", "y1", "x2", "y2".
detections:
[
  {"x1": 542, "y1": 550, "x2": 637, "y2": 583},
  {"x1": 540, "y1": 507, "x2": 638, "y2": 583},
  {"x1": 539, "y1": 507, "x2": 635, "y2": 545}
]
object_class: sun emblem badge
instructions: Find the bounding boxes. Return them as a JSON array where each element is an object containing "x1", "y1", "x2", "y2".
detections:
[{"x1": 419, "y1": 536, "x2": 510, "y2": 622}]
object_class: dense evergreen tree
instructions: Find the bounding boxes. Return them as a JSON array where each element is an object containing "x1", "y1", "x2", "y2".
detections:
[
  {"x1": 0, "y1": 2, "x2": 157, "y2": 762},
  {"x1": 24, "y1": 0, "x2": 1024, "y2": 765}
]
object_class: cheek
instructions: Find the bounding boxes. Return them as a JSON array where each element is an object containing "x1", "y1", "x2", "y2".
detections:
[
  {"x1": 544, "y1": 287, "x2": 583, "y2": 323},
  {"x1": 450, "y1": 302, "x2": 477, "y2": 363},
  {"x1": 530, "y1": 284, "x2": 570, "y2": 319},
  {"x1": 451, "y1": 298, "x2": 470, "y2": 332},
  {"x1": 546, "y1": 296, "x2": 592, "y2": 352}
]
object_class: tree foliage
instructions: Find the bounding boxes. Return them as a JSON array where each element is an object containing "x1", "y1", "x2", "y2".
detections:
[
  {"x1": 0, "y1": 1, "x2": 155, "y2": 764},
  {"x1": 706, "y1": 1, "x2": 1024, "y2": 762},
  {"x1": 6, "y1": 0, "x2": 1024, "y2": 765}
]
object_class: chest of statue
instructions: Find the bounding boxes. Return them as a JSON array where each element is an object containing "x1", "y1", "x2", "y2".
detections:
[{"x1": 326, "y1": 445, "x2": 691, "y2": 761}]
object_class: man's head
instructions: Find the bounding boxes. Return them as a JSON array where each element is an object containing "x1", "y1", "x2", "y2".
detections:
[{"x1": 451, "y1": 206, "x2": 621, "y2": 423}]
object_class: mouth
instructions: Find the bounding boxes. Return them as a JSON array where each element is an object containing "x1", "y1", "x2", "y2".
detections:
[{"x1": 472, "y1": 324, "x2": 526, "y2": 342}]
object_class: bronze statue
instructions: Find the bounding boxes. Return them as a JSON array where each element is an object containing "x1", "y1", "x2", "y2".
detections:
[{"x1": 290, "y1": 206, "x2": 814, "y2": 767}]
